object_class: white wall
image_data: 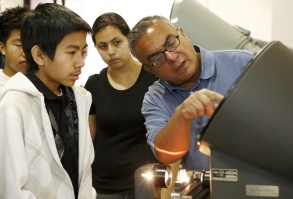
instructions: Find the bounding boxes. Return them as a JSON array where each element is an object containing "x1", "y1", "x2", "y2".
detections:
[
  {"x1": 0, "y1": 0, "x2": 23, "y2": 10},
  {"x1": 272, "y1": 0, "x2": 293, "y2": 47},
  {"x1": 207, "y1": 0, "x2": 273, "y2": 42},
  {"x1": 203, "y1": 0, "x2": 293, "y2": 48},
  {"x1": 1, "y1": 0, "x2": 292, "y2": 86}
]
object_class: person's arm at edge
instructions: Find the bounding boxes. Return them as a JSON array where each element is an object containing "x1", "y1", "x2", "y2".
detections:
[
  {"x1": 88, "y1": 114, "x2": 96, "y2": 142},
  {"x1": 0, "y1": 110, "x2": 37, "y2": 198}
]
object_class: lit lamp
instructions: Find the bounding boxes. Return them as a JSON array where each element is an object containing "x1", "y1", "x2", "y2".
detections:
[{"x1": 135, "y1": 163, "x2": 172, "y2": 199}]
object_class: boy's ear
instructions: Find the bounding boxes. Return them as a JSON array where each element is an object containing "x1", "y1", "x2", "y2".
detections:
[
  {"x1": 31, "y1": 45, "x2": 45, "y2": 65},
  {"x1": 0, "y1": 42, "x2": 6, "y2": 56}
]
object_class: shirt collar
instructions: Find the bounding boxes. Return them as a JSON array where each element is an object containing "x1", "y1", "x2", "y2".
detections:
[
  {"x1": 26, "y1": 70, "x2": 59, "y2": 100},
  {"x1": 199, "y1": 45, "x2": 215, "y2": 80}
]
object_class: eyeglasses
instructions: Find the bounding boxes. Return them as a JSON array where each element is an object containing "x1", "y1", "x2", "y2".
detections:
[{"x1": 146, "y1": 35, "x2": 180, "y2": 68}]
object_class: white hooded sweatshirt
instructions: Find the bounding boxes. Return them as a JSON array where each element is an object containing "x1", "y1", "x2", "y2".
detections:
[{"x1": 0, "y1": 72, "x2": 96, "y2": 199}]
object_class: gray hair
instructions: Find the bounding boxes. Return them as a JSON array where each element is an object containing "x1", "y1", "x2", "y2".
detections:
[{"x1": 128, "y1": 15, "x2": 176, "y2": 60}]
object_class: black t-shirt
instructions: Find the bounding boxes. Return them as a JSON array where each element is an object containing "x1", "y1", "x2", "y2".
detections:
[{"x1": 84, "y1": 67, "x2": 158, "y2": 193}]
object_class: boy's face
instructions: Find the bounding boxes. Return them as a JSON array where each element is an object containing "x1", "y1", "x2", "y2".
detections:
[
  {"x1": 0, "y1": 29, "x2": 26, "y2": 77},
  {"x1": 36, "y1": 31, "x2": 88, "y2": 92}
]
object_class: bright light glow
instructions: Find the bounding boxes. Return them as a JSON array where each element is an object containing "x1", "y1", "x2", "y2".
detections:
[
  {"x1": 149, "y1": 141, "x2": 186, "y2": 156},
  {"x1": 142, "y1": 172, "x2": 154, "y2": 180},
  {"x1": 177, "y1": 169, "x2": 190, "y2": 183}
]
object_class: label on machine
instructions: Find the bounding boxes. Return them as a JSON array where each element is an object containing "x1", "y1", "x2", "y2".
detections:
[
  {"x1": 211, "y1": 168, "x2": 238, "y2": 182},
  {"x1": 246, "y1": 185, "x2": 279, "y2": 197}
]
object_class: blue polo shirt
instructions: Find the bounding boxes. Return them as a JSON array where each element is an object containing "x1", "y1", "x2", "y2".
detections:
[{"x1": 142, "y1": 45, "x2": 254, "y2": 170}]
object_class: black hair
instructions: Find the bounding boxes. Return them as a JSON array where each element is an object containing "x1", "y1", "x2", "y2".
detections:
[
  {"x1": 21, "y1": 3, "x2": 91, "y2": 71},
  {"x1": 0, "y1": 54, "x2": 4, "y2": 69},
  {"x1": 0, "y1": 6, "x2": 29, "y2": 45},
  {"x1": 91, "y1": 12, "x2": 130, "y2": 45}
]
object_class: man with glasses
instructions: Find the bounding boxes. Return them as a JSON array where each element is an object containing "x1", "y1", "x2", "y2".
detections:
[{"x1": 128, "y1": 15, "x2": 254, "y2": 171}]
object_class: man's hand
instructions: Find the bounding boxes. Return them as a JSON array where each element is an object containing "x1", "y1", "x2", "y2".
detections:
[{"x1": 179, "y1": 89, "x2": 224, "y2": 120}]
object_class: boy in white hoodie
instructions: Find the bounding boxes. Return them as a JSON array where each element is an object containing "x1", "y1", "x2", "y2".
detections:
[{"x1": 0, "y1": 3, "x2": 96, "y2": 199}]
